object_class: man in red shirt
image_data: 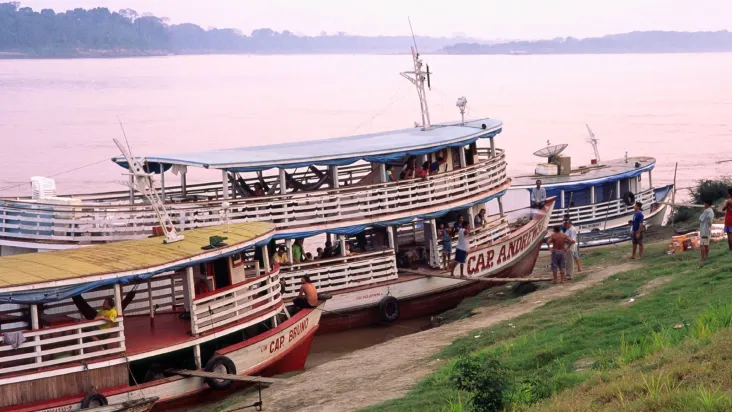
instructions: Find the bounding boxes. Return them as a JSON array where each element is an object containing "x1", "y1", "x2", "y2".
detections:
[{"x1": 723, "y1": 188, "x2": 732, "y2": 251}]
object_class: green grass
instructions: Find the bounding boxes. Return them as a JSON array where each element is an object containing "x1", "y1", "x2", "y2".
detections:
[{"x1": 361, "y1": 242, "x2": 732, "y2": 412}]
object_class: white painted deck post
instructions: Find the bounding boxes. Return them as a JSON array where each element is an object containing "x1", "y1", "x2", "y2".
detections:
[
  {"x1": 128, "y1": 175, "x2": 135, "y2": 205},
  {"x1": 459, "y1": 146, "x2": 467, "y2": 168},
  {"x1": 147, "y1": 279, "x2": 154, "y2": 324},
  {"x1": 221, "y1": 171, "x2": 229, "y2": 200},
  {"x1": 590, "y1": 186, "x2": 596, "y2": 219},
  {"x1": 378, "y1": 164, "x2": 387, "y2": 183},
  {"x1": 331, "y1": 165, "x2": 340, "y2": 189},
  {"x1": 114, "y1": 283, "x2": 126, "y2": 351},
  {"x1": 185, "y1": 267, "x2": 197, "y2": 337},
  {"x1": 262, "y1": 244, "x2": 271, "y2": 272},
  {"x1": 467, "y1": 208, "x2": 476, "y2": 229},
  {"x1": 490, "y1": 137, "x2": 496, "y2": 158},
  {"x1": 160, "y1": 168, "x2": 166, "y2": 201},
  {"x1": 498, "y1": 197, "x2": 505, "y2": 218},
  {"x1": 30, "y1": 305, "x2": 42, "y2": 365},
  {"x1": 279, "y1": 169, "x2": 287, "y2": 195},
  {"x1": 386, "y1": 226, "x2": 395, "y2": 248},
  {"x1": 560, "y1": 190, "x2": 565, "y2": 209},
  {"x1": 430, "y1": 219, "x2": 439, "y2": 268},
  {"x1": 339, "y1": 235, "x2": 347, "y2": 257},
  {"x1": 616, "y1": 180, "x2": 622, "y2": 213},
  {"x1": 193, "y1": 344, "x2": 202, "y2": 369},
  {"x1": 181, "y1": 170, "x2": 187, "y2": 197},
  {"x1": 648, "y1": 170, "x2": 653, "y2": 189},
  {"x1": 286, "y1": 239, "x2": 293, "y2": 263}
]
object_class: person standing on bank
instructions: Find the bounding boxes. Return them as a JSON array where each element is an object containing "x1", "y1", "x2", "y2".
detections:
[
  {"x1": 723, "y1": 188, "x2": 732, "y2": 251},
  {"x1": 452, "y1": 226, "x2": 470, "y2": 278},
  {"x1": 699, "y1": 199, "x2": 715, "y2": 264},
  {"x1": 563, "y1": 220, "x2": 581, "y2": 279},
  {"x1": 630, "y1": 202, "x2": 645, "y2": 259},
  {"x1": 546, "y1": 226, "x2": 574, "y2": 284},
  {"x1": 530, "y1": 180, "x2": 547, "y2": 209}
]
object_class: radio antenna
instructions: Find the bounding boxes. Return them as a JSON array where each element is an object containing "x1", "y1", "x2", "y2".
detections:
[{"x1": 408, "y1": 17, "x2": 419, "y2": 54}]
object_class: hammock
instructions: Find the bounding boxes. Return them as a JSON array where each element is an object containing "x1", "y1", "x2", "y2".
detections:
[{"x1": 72, "y1": 289, "x2": 138, "y2": 321}]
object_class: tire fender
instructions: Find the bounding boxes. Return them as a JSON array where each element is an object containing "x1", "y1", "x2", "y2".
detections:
[
  {"x1": 378, "y1": 296, "x2": 400, "y2": 323},
  {"x1": 80, "y1": 392, "x2": 108, "y2": 409},
  {"x1": 204, "y1": 355, "x2": 237, "y2": 390}
]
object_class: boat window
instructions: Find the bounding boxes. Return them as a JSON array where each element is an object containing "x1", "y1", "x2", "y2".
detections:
[{"x1": 563, "y1": 187, "x2": 593, "y2": 207}]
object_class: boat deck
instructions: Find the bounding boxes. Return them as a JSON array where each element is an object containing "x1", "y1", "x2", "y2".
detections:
[
  {"x1": 511, "y1": 156, "x2": 655, "y2": 188},
  {"x1": 124, "y1": 312, "x2": 192, "y2": 356}
]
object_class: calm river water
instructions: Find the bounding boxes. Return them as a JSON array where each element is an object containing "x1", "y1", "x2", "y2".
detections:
[{"x1": 1, "y1": 53, "x2": 731, "y2": 197}]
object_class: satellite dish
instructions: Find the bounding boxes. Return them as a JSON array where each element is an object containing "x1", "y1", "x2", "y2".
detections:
[{"x1": 533, "y1": 144, "x2": 568, "y2": 158}]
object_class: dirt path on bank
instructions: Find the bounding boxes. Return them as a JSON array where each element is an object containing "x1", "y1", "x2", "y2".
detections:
[{"x1": 227, "y1": 261, "x2": 639, "y2": 412}]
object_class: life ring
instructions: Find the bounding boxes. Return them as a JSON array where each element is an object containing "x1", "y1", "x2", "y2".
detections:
[
  {"x1": 80, "y1": 392, "x2": 108, "y2": 409},
  {"x1": 204, "y1": 355, "x2": 237, "y2": 390},
  {"x1": 378, "y1": 296, "x2": 400, "y2": 323},
  {"x1": 622, "y1": 192, "x2": 635, "y2": 206}
]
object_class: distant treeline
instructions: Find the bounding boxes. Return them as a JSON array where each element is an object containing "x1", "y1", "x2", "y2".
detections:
[
  {"x1": 0, "y1": 2, "x2": 471, "y2": 57},
  {"x1": 443, "y1": 31, "x2": 732, "y2": 54}
]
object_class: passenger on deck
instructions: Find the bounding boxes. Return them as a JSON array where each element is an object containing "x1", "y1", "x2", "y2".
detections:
[
  {"x1": 293, "y1": 276, "x2": 319, "y2": 310},
  {"x1": 272, "y1": 246, "x2": 291, "y2": 266},
  {"x1": 292, "y1": 239, "x2": 305, "y2": 263},
  {"x1": 316, "y1": 247, "x2": 324, "y2": 259},
  {"x1": 417, "y1": 161, "x2": 430, "y2": 179},
  {"x1": 531, "y1": 180, "x2": 547, "y2": 209},
  {"x1": 322, "y1": 241, "x2": 334, "y2": 259},
  {"x1": 386, "y1": 165, "x2": 397, "y2": 182},
  {"x1": 451, "y1": 227, "x2": 470, "y2": 277},
  {"x1": 439, "y1": 223, "x2": 453, "y2": 270},
  {"x1": 400, "y1": 166, "x2": 415, "y2": 180},
  {"x1": 303, "y1": 252, "x2": 314, "y2": 262},
  {"x1": 474, "y1": 209, "x2": 487, "y2": 228},
  {"x1": 344, "y1": 243, "x2": 353, "y2": 256},
  {"x1": 95, "y1": 298, "x2": 117, "y2": 330},
  {"x1": 253, "y1": 183, "x2": 265, "y2": 197},
  {"x1": 430, "y1": 157, "x2": 446, "y2": 174},
  {"x1": 454, "y1": 215, "x2": 466, "y2": 231}
]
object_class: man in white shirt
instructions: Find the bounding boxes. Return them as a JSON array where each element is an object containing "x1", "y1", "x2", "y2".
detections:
[
  {"x1": 451, "y1": 227, "x2": 471, "y2": 278},
  {"x1": 563, "y1": 220, "x2": 581, "y2": 279},
  {"x1": 699, "y1": 199, "x2": 715, "y2": 264},
  {"x1": 530, "y1": 180, "x2": 547, "y2": 209}
]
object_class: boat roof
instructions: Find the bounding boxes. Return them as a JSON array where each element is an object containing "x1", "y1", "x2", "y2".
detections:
[
  {"x1": 113, "y1": 118, "x2": 502, "y2": 173},
  {"x1": 0, "y1": 222, "x2": 274, "y2": 297},
  {"x1": 511, "y1": 156, "x2": 655, "y2": 189}
]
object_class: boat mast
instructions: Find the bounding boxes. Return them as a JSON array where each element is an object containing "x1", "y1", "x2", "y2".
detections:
[
  {"x1": 400, "y1": 44, "x2": 432, "y2": 130},
  {"x1": 585, "y1": 124, "x2": 601, "y2": 165},
  {"x1": 114, "y1": 138, "x2": 184, "y2": 244}
]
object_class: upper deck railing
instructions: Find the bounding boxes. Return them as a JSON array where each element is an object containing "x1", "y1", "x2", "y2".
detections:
[
  {"x1": 0, "y1": 149, "x2": 507, "y2": 245},
  {"x1": 550, "y1": 188, "x2": 657, "y2": 226}
]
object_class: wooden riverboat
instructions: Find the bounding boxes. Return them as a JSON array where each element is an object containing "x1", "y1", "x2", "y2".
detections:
[
  {"x1": 0, "y1": 48, "x2": 551, "y2": 334},
  {"x1": 0, "y1": 222, "x2": 322, "y2": 411},
  {"x1": 504, "y1": 137, "x2": 672, "y2": 247}
]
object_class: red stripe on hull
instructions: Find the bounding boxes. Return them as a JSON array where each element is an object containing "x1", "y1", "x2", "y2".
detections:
[{"x1": 318, "y1": 242, "x2": 542, "y2": 334}]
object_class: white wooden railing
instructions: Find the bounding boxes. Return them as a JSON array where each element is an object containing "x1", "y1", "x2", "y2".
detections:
[
  {"x1": 436, "y1": 217, "x2": 511, "y2": 267},
  {"x1": 0, "y1": 151, "x2": 507, "y2": 245},
  {"x1": 42, "y1": 273, "x2": 184, "y2": 320},
  {"x1": 550, "y1": 188, "x2": 657, "y2": 225},
  {"x1": 0, "y1": 318, "x2": 125, "y2": 376},
  {"x1": 279, "y1": 250, "x2": 398, "y2": 298},
  {"x1": 191, "y1": 269, "x2": 282, "y2": 335}
]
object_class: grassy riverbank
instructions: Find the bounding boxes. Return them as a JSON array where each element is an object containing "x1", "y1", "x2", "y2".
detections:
[{"x1": 363, "y1": 241, "x2": 732, "y2": 411}]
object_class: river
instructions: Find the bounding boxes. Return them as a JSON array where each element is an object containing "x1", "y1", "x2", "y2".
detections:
[{"x1": 1, "y1": 53, "x2": 731, "y2": 198}]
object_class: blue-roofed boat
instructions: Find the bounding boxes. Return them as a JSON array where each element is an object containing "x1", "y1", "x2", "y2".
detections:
[
  {"x1": 504, "y1": 133, "x2": 673, "y2": 248},
  {"x1": 0, "y1": 48, "x2": 554, "y2": 334}
]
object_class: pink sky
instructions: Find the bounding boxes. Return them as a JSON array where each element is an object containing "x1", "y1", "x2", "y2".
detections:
[{"x1": 18, "y1": 0, "x2": 731, "y2": 40}]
